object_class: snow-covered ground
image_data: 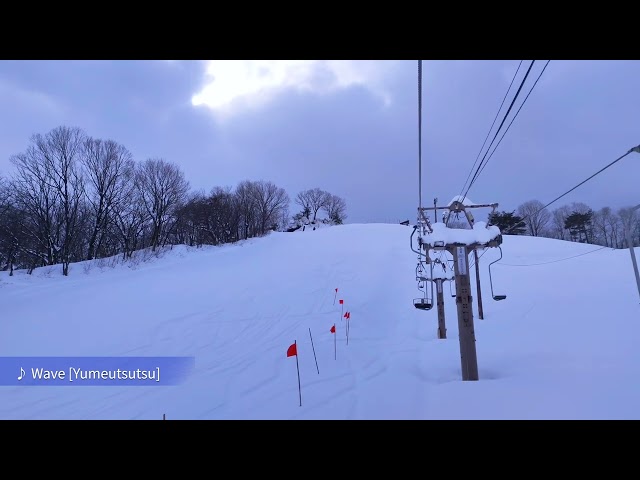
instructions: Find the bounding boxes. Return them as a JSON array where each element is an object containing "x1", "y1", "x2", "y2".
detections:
[{"x1": 1, "y1": 223, "x2": 639, "y2": 419}]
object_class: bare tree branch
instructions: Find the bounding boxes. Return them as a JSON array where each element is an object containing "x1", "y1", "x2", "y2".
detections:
[
  {"x1": 517, "y1": 200, "x2": 550, "y2": 237},
  {"x1": 135, "y1": 158, "x2": 190, "y2": 251},
  {"x1": 81, "y1": 138, "x2": 135, "y2": 260}
]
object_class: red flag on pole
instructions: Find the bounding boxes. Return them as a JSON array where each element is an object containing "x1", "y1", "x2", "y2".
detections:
[
  {"x1": 339, "y1": 299, "x2": 343, "y2": 305},
  {"x1": 346, "y1": 312, "x2": 351, "y2": 319},
  {"x1": 344, "y1": 312, "x2": 348, "y2": 319},
  {"x1": 332, "y1": 324, "x2": 336, "y2": 360},
  {"x1": 287, "y1": 340, "x2": 302, "y2": 406},
  {"x1": 335, "y1": 288, "x2": 338, "y2": 292}
]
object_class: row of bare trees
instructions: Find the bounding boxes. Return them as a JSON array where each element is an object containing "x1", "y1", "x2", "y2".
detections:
[
  {"x1": 511, "y1": 199, "x2": 639, "y2": 248},
  {"x1": 0, "y1": 126, "x2": 347, "y2": 275},
  {"x1": 174, "y1": 180, "x2": 291, "y2": 247},
  {"x1": 0, "y1": 126, "x2": 191, "y2": 275}
]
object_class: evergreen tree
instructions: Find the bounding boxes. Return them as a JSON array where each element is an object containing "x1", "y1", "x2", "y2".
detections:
[
  {"x1": 488, "y1": 210, "x2": 526, "y2": 235},
  {"x1": 564, "y1": 210, "x2": 593, "y2": 243}
]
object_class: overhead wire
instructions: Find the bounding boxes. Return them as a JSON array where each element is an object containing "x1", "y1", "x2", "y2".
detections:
[
  {"x1": 476, "y1": 60, "x2": 551, "y2": 180},
  {"x1": 496, "y1": 246, "x2": 610, "y2": 266},
  {"x1": 458, "y1": 60, "x2": 524, "y2": 199},
  {"x1": 418, "y1": 60, "x2": 423, "y2": 218},
  {"x1": 440, "y1": 62, "x2": 637, "y2": 284},
  {"x1": 503, "y1": 145, "x2": 640, "y2": 235},
  {"x1": 469, "y1": 244, "x2": 610, "y2": 270},
  {"x1": 463, "y1": 60, "x2": 536, "y2": 199}
]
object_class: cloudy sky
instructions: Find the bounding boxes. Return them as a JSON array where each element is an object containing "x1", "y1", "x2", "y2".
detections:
[{"x1": 0, "y1": 60, "x2": 638, "y2": 224}]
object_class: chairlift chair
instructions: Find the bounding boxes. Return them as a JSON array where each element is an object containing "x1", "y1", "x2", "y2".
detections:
[
  {"x1": 410, "y1": 224, "x2": 435, "y2": 310},
  {"x1": 414, "y1": 258, "x2": 434, "y2": 311},
  {"x1": 488, "y1": 246, "x2": 507, "y2": 301},
  {"x1": 414, "y1": 298, "x2": 433, "y2": 310}
]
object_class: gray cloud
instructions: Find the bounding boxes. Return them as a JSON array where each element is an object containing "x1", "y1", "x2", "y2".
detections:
[{"x1": 0, "y1": 60, "x2": 638, "y2": 224}]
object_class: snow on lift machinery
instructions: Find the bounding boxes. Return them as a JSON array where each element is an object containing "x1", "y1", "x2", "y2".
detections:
[{"x1": 488, "y1": 245, "x2": 507, "y2": 301}]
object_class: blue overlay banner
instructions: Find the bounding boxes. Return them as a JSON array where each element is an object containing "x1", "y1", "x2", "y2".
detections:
[{"x1": 0, "y1": 357, "x2": 195, "y2": 386}]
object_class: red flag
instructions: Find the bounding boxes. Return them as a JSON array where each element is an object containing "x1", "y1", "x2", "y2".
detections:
[
  {"x1": 346, "y1": 312, "x2": 351, "y2": 319},
  {"x1": 335, "y1": 288, "x2": 338, "y2": 292},
  {"x1": 287, "y1": 343, "x2": 297, "y2": 357},
  {"x1": 330, "y1": 325, "x2": 336, "y2": 333},
  {"x1": 339, "y1": 299, "x2": 343, "y2": 305},
  {"x1": 344, "y1": 312, "x2": 348, "y2": 318}
]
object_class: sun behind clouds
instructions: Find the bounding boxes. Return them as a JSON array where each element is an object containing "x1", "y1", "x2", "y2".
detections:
[{"x1": 191, "y1": 60, "x2": 393, "y2": 117}]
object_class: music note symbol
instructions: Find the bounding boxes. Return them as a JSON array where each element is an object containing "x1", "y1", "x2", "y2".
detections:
[{"x1": 18, "y1": 368, "x2": 25, "y2": 381}]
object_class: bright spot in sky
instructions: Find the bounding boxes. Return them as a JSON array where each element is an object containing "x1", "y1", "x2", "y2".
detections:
[{"x1": 191, "y1": 60, "x2": 392, "y2": 117}]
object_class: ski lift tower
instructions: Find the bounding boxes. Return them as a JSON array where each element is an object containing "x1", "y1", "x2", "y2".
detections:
[{"x1": 416, "y1": 196, "x2": 503, "y2": 381}]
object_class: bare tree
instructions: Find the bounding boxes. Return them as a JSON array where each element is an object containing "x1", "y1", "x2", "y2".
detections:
[
  {"x1": 174, "y1": 191, "x2": 207, "y2": 247},
  {"x1": 0, "y1": 175, "x2": 9, "y2": 227},
  {"x1": 212, "y1": 187, "x2": 241, "y2": 243},
  {"x1": 618, "y1": 206, "x2": 640, "y2": 248},
  {"x1": 323, "y1": 194, "x2": 347, "y2": 224},
  {"x1": 235, "y1": 180, "x2": 258, "y2": 239},
  {"x1": 2, "y1": 181, "x2": 46, "y2": 274},
  {"x1": 0, "y1": 176, "x2": 14, "y2": 272},
  {"x1": 0, "y1": 174, "x2": 7, "y2": 208},
  {"x1": 175, "y1": 187, "x2": 243, "y2": 246},
  {"x1": 112, "y1": 184, "x2": 147, "y2": 258},
  {"x1": 135, "y1": 158, "x2": 190, "y2": 251},
  {"x1": 295, "y1": 188, "x2": 329, "y2": 222},
  {"x1": 592, "y1": 207, "x2": 614, "y2": 247},
  {"x1": 550, "y1": 205, "x2": 571, "y2": 240},
  {"x1": 607, "y1": 210, "x2": 623, "y2": 248},
  {"x1": 32, "y1": 126, "x2": 87, "y2": 275},
  {"x1": 592, "y1": 209, "x2": 606, "y2": 246},
  {"x1": 517, "y1": 200, "x2": 550, "y2": 237},
  {"x1": 201, "y1": 187, "x2": 241, "y2": 244},
  {"x1": 250, "y1": 180, "x2": 290, "y2": 235},
  {"x1": 82, "y1": 138, "x2": 135, "y2": 260},
  {"x1": 0, "y1": 187, "x2": 27, "y2": 275},
  {"x1": 11, "y1": 145, "x2": 62, "y2": 267}
]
